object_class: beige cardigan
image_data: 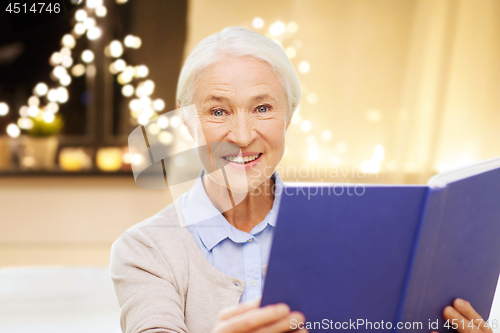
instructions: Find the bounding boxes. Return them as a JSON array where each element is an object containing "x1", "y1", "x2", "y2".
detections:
[{"x1": 109, "y1": 203, "x2": 246, "y2": 333}]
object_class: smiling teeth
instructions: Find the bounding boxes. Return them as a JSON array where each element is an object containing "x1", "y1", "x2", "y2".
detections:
[{"x1": 223, "y1": 154, "x2": 260, "y2": 164}]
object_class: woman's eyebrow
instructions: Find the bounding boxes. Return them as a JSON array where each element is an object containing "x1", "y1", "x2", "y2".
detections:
[
  {"x1": 251, "y1": 94, "x2": 275, "y2": 102},
  {"x1": 202, "y1": 94, "x2": 276, "y2": 104},
  {"x1": 203, "y1": 95, "x2": 229, "y2": 104}
]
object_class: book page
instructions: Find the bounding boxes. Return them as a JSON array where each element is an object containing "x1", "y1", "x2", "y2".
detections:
[
  {"x1": 428, "y1": 157, "x2": 500, "y2": 188},
  {"x1": 490, "y1": 274, "x2": 500, "y2": 333}
]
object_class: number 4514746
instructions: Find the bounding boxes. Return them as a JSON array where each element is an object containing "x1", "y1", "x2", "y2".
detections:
[
  {"x1": 444, "y1": 318, "x2": 499, "y2": 330},
  {"x1": 6, "y1": 3, "x2": 61, "y2": 14}
]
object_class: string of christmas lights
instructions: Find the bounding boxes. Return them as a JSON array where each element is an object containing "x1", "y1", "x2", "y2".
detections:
[
  {"x1": 0, "y1": 4, "x2": 362, "y2": 171},
  {"x1": 0, "y1": 0, "x2": 168, "y2": 143}
]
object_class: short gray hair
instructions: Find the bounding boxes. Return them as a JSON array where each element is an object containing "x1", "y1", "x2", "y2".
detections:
[{"x1": 176, "y1": 27, "x2": 302, "y2": 118}]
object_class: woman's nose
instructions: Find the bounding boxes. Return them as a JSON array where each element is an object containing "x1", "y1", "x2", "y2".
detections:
[{"x1": 227, "y1": 113, "x2": 254, "y2": 147}]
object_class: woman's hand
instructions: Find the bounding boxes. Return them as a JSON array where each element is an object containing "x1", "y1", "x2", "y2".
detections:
[
  {"x1": 431, "y1": 298, "x2": 493, "y2": 333},
  {"x1": 212, "y1": 298, "x2": 308, "y2": 333}
]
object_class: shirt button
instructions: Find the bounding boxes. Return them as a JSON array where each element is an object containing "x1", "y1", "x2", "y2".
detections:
[
  {"x1": 248, "y1": 238, "x2": 253, "y2": 243},
  {"x1": 250, "y1": 279, "x2": 256, "y2": 286}
]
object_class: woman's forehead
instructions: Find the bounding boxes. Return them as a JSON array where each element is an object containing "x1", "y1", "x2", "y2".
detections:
[
  {"x1": 200, "y1": 93, "x2": 278, "y2": 105},
  {"x1": 194, "y1": 57, "x2": 286, "y2": 103},
  {"x1": 201, "y1": 57, "x2": 277, "y2": 84}
]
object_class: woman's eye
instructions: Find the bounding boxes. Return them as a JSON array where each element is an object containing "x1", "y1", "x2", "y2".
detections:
[
  {"x1": 257, "y1": 105, "x2": 269, "y2": 113},
  {"x1": 212, "y1": 109, "x2": 225, "y2": 116}
]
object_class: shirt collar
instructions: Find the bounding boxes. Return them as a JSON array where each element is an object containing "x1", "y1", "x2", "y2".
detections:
[{"x1": 183, "y1": 171, "x2": 284, "y2": 251}]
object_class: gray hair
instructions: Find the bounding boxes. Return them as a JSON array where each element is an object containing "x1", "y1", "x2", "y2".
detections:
[{"x1": 176, "y1": 27, "x2": 302, "y2": 119}]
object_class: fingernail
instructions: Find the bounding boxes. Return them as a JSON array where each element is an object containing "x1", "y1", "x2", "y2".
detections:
[
  {"x1": 456, "y1": 298, "x2": 464, "y2": 306},
  {"x1": 277, "y1": 304, "x2": 289, "y2": 315}
]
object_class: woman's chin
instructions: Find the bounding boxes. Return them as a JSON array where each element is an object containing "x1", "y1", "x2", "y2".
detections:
[
  {"x1": 226, "y1": 179, "x2": 252, "y2": 194},
  {"x1": 204, "y1": 167, "x2": 272, "y2": 196}
]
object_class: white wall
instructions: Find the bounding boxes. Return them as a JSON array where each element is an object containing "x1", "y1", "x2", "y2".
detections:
[{"x1": 0, "y1": 176, "x2": 171, "y2": 268}]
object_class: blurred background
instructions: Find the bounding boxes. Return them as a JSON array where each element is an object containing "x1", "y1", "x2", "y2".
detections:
[{"x1": 0, "y1": 0, "x2": 499, "y2": 331}]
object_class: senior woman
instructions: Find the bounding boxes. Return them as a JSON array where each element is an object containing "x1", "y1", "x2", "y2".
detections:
[{"x1": 110, "y1": 27, "x2": 491, "y2": 333}]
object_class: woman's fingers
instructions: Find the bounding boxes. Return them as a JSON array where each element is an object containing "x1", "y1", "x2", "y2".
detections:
[
  {"x1": 214, "y1": 303, "x2": 290, "y2": 333},
  {"x1": 453, "y1": 299, "x2": 484, "y2": 323},
  {"x1": 218, "y1": 297, "x2": 261, "y2": 321},
  {"x1": 253, "y1": 311, "x2": 307, "y2": 333},
  {"x1": 443, "y1": 305, "x2": 475, "y2": 333},
  {"x1": 443, "y1": 305, "x2": 467, "y2": 323},
  {"x1": 443, "y1": 299, "x2": 493, "y2": 333},
  {"x1": 452, "y1": 298, "x2": 493, "y2": 333}
]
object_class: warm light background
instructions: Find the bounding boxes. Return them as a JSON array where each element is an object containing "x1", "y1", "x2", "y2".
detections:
[
  {"x1": 1, "y1": 0, "x2": 499, "y2": 268},
  {"x1": 185, "y1": 0, "x2": 500, "y2": 184}
]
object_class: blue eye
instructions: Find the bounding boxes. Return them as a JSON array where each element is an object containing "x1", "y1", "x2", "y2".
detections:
[
  {"x1": 212, "y1": 109, "x2": 224, "y2": 116},
  {"x1": 257, "y1": 105, "x2": 269, "y2": 113}
]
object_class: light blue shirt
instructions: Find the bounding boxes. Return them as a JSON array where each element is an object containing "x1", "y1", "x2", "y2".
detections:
[{"x1": 181, "y1": 172, "x2": 283, "y2": 303}]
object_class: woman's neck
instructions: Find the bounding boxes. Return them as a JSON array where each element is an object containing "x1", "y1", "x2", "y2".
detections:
[{"x1": 203, "y1": 175, "x2": 275, "y2": 233}]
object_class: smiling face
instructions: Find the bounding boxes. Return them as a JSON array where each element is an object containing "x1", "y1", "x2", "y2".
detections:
[{"x1": 187, "y1": 55, "x2": 290, "y2": 193}]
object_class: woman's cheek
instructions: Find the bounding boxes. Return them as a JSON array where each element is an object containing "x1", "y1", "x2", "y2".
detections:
[{"x1": 199, "y1": 121, "x2": 226, "y2": 142}]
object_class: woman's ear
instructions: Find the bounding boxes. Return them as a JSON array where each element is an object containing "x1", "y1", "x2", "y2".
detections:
[
  {"x1": 285, "y1": 110, "x2": 293, "y2": 131},
  {"x1": 178, "y1": 102, "x2": 195, "y2": 140}
]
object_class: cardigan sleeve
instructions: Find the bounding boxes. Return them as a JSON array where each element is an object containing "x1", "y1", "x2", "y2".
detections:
[{"x1": 109, "y1": 230, "x2": 188, "y2": 333}]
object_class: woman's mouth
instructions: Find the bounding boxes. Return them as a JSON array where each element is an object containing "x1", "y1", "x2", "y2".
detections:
[{"x1": 222, "y1": 153, "x2": 262, "y2": 165}]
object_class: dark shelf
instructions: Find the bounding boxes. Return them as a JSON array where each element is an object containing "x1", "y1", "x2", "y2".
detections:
[{"x1": 0, "y1": 170, "x2": 134, "y2": 177}]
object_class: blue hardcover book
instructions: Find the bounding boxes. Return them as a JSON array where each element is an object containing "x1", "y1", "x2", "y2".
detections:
[{"x1": 261, "y1": 157, "x2": 500, "y2": 332}]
